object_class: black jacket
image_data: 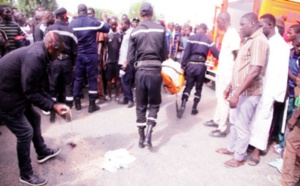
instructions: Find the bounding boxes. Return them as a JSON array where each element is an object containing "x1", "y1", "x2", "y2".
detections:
[
  {"x1": 127, "y1": 19, "x2": 168, "y2": 66},
  {"x1": 46, "y1": 20, "x2": 78, "y2": 65},
  {"x1": 181, "y1": 32, "x2": 219, "y2": 68},
  {"x1": 0, "y1": 42, "x2": 54, "y2": 115}
]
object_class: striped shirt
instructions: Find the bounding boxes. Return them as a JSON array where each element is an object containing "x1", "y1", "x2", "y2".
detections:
[
  {"x1": 0, "y1": 21, "x2": 25, "y2": 51},
  {"x1": 232, "y1": 28, "x2": 269, "y2": 96}
]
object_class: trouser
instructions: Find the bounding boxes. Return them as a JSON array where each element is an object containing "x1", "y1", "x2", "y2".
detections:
[
  {"x1": 73, "y1": 53, "x2": 99, "y2": 99},
  {"x1": 227, "y1": 95, "x2": 261, "y2": 161},
  {"x1": 181, "y1": 63, "x2": 206, "y2": 103},
  {"x1": 135, "y1": 68, "x2": 162, "y2": 127},
  {"x1": 213, "y1": 75, "x2": 231, "y2": 132},
  {"x1": 121, "y1": 65, "x2": 134, "y2": 102},
  {"x1": 49, "y1": 59, "x2": 73, "y2": 102},
  {"x1": 281, "y1": 126, "x2": 300, "y2": 186},
  {"x1": 0, "y1": 105, "x2": 47, "y2": 177}
]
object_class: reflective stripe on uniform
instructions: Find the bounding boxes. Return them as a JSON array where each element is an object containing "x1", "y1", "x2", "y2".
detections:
[
  {"x1": 88, "y1": 90, "x2": 98, "y2": 94},
  {"x1": 72, "y1": 21, "x2": 104, "y2": 32},
  {"x1": 66, "y1": 96, "x2": 74, "y2": 101},
  {"x1": 187, "y1": 40, "x2": 215, "y2": 47},
  {"x1": 131, "y1": 28, "x2": 164, "y2": 37},
  {"x1": 148, "y1": 117, "x2": 156, "y2": 121},
  {"x1": 51, "y1": 30, "x2": 78, "y2": 43},
  {"x1": 137, "y1": 122, "x2": 147, "y2": 127}
]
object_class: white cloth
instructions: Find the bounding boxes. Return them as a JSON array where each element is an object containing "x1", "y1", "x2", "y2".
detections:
[
  {"x1": 118, "y1": 28, "x2": 133, "y2": 65},
  {"x1": 161, "y1": 58, "x2": 182, "y2": 87},
  {"x1": 250, "y1": 33, "x2": 290, "y2": 150},
  {"x1": 216, "y1": 26, "x2": 240, "y2": 77}
]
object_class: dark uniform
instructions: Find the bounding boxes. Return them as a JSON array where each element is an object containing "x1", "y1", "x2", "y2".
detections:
[
  {"x1": 0, "y1": 41, "x2": 57, "y2": 181},
  {"x1": 45, "y1": 7, "x2": 78, "y2": 122},
  {"x1": 178, "y1": 31, "x2": 219, "y2": 117},
  {"x1": 127, "y1": 2, "x2": 168, "y2": 148},
  {"x1": 69, "y1": 9, "x2": 109, "y2": 112}
]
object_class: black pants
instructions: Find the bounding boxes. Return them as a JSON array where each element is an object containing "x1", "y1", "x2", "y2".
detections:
[
  {"x1": 49, "y1": 59, "x2": 73, "y2": 102},
  {"x1": 0, "y1": 105, "x2": 47, "y2": 177},
  {"x1": 135, "y1": 68, "x2": 162, "y2": 126},
  {"x1": 121, "y1": 66, "x2": 134, "y2": 102},
  {"x1": 182, "y1": 63, "x2": 207, "y2": 102}
]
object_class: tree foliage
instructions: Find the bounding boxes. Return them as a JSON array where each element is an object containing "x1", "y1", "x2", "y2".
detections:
[
  {"x1": 17, "y1": 0, "x2": 58, "y2": 18},
  {"x1": 93, "y1": 8, "x2": 116, "y2": 20}
]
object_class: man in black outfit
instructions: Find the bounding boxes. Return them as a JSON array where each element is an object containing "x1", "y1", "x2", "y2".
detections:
[
  {"x1": 46, "y1": 7, "x2": 78, "y2": 123},
  {"x1": 127, "y1": 2, "x2": 168, "y2": 148},
  {"x1": 177, "y1": 24, "x2": 219, "y2": 118},
  {"x1": 0, "y1": 32, "x2": 70, "y2": 186}
]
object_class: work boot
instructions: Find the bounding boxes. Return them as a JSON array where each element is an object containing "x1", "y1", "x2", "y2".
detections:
[
  {"x1": 50, "y1": 110, "x2": 55, "y2": 123},
  {"x1": 191, "y1": 99, "x2": 199, "y2": 115},
  {"x1": 88, "y1": 99, "x2": 100, "y2": 113},
  {"x1": 144, "y1": 125, "x2": 154, "y2": 148},
  {"x1": 177, "y1": 98, "x2": 187, "y2": 118},
  {"x1": 75, "y1": 98, "x2": 81, "y2": 110},
  {"x1": 138, "y1": 126, "x2": 146, "y2": 148}
]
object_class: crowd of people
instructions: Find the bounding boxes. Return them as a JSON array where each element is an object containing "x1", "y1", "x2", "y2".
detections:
[{"x1": 0, "y1": 2, "x2": 300, "y2": 186}]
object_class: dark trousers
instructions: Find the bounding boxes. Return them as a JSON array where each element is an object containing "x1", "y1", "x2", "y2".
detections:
[
  {"x1": 73, "y1": 53, "x2": 99, "y2": 99},
  {"x1": 135, "y1": 68, "x2": 162, "y2": 126},
  {"x1": 182, "y1": 63, "x2": 207, "y2": 102},
  {"x1": 49, "y1": 59, "x2": 73, "y2": 102},
  {"x1": 0, "y1": 105, "x2": 47, "y2": 177},
  {"x1": 121, "y1": 66, "x2": 134, "y2": 102}
]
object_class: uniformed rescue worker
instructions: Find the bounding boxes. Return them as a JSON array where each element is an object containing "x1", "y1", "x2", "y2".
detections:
[
  {"x1": 46, "y1": 7, "x2": 78, "y2": 123},
  {"x1": 69, "y1": 4, "x2": 110, "y2": 113},
  {"x1": 177, "y1": 24, "x2": 219, "y2": 118},
  {"x1": 127, "y1": 2, "x2": 168, "y2": 148}
]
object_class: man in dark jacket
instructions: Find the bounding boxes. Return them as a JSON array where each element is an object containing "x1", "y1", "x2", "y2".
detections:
[
  {"x1": 69, "y1": 4, "x2": 110, "y2": 113},
  {"x1": 127, "y1": 2, "x2": 168, "y2": 148},
  {"x1": 0, "y1": 32, "x2": 70, "y2": 186},
  {"x1": 46, "y1": 7, "x2": 78, "y2": 123},
  {"x1": 177, "y1": 24, "x2": 219, "y2": 118}
]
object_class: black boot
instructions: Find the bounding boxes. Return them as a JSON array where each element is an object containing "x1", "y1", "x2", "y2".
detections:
[
  {"x1": 88, "y1": 99, "x2": 100, "y2": 113},
  {"x1": 191, "y1": 99, "x2": 200, "y2": 115},
  {"x1": 75, "y1": 98, "x2": 81, "y2": 110},
  {"x1": 50, "y1": 110, "x2": 56, "y2": 123},
  {"x1": 177, "y1": 98, "x2": 187, "y2": 118},
  {"x1": 144, "y1": 125, "x2": 154, "y2": 148},
  {"x1": 66, "y1": 101, "x2": 73, "y2": 109},
  {"x1": 138, "y1": 126, "x2": 146, "y2": 148}
]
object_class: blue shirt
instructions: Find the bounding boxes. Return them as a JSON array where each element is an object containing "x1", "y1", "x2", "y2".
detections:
[
  {"x1": 69, "y1": 15, "x2": 109, "y2": 54},
  {"x1": 288, "y1": 49, "x2": 300, "y2": 98}
]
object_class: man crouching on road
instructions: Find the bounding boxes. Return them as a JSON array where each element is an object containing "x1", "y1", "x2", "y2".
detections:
[
  {"x1": 0, "y1": 31, "x2": 70, "y2": 186},
  {"x1": 127, "y1": 2, "x2": 168, "y2": 148}
]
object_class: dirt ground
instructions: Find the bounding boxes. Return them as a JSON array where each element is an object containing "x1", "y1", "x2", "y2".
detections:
[{"x1": 0, "y1": 85, "x2": 281, "y2": 186}]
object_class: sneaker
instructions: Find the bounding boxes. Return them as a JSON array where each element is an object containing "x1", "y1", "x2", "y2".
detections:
[
  {"x1": 37, "y1": 148, "x2": 61, "y2": 163},
  {"x1": 209, "y1": 129, "x2": 226, "y2": 138},
  {"x1": 20, "y1": 173, "x2": 47, "y2": 186},
  {"x1": 41, "y1": 110, "x2": 50, "y2": 116},
  {"x1": 118, "y1": 99, "x2": 128, "y2": 105},
  {"x1": 204, "y1": 120, "x2": 218, "y2": 127},
  {"x1": 127, "y1": 101, "x2": 134, "y2": 108}
]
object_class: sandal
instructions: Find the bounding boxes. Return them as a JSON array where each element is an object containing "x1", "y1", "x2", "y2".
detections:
[{"x1": 248, "y1": 156, "x2": 260, "y2": 166}]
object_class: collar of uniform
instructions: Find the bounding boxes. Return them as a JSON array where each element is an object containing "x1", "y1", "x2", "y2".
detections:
[{"x1": 55, "y1": 20, "x2": 68, "y2": 25}]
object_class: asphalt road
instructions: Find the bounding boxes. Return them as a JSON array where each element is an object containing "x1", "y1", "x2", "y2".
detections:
[{"x1": 0, "y1": 84, "x2": 281, "y2": 186}]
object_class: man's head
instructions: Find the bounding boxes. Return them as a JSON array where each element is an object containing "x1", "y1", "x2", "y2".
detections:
[
  {"x1": 259, "y1": 13, "x2": 276, "y2": 38},
  {"x1": 132, "y1": 17, "x2": 139, "y2": 28},
  {"x1": 239, "y1": 12, "x2": 260, "y2": 38},
  {"x1": 55, "y1": 7, "x2": 68, "y2": 22},
  {"x1": 276, "y1": 15, "x2": 286, "y2": 36},
  {"x1": 196, "y1": 23, "x2": 208, "y2": 34},
  {"x1": 43, "y1": 10, "x2": 55, "y2": 26},
  {"x1": 168, "y1": 22, "x2": 174, "y2": 31},
  {"x1": 44, "y1": 31, "x2": 64, "y2": 61},
  {"x1": 14, "y1": 12, "x2": 26, "y2": 26},
  {"x1": 121, "y1": 17, "x2": 130, "y2": 32},
  {"x1": 109, "y1": 17, "x2": 118, "y2": 32},
  {"x1": 184, "y1": 25, "x2": 192, "y2": 36},
  {"x1": 78, "y1": 4, "x2": 87, "y2": 15},
  {"x1": 293, "y1": 33, "x2": 300, "y2": 55},
  {"x1": 287, "y1": 24, "x2": 300, "y2": 42},
  {"x1": 0, "y1": 5, "x2": 12, "y2": 22},
  {"x1": 217, "y1": 12, "x2": 231, "y2": 31},
  {"x1": 87, "y1": 8, "x2": 95, "y2": 18},
  {"x1": 140, "y1": 2, "x2": 153, "y2": 19}
]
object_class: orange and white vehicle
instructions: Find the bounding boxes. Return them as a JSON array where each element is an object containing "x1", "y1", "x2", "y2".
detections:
[{"x1": 205, "y1": 0, "x2": 300, "y2": 82}]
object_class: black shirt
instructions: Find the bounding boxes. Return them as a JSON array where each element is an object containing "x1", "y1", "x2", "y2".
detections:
[
  {"x1": 0, "y1": 42, "x2": 54, "y2": 115},
  {"x1": 106, "y1": 31, "x2": 122, "y2": 64},
  {"x1": 127, "y1": 19, "x2": 168, "y2": 66}
]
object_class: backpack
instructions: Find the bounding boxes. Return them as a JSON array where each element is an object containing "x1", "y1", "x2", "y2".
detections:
[{"x1": 161, "y1": 58, "x2": 185, "y2": 94}]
